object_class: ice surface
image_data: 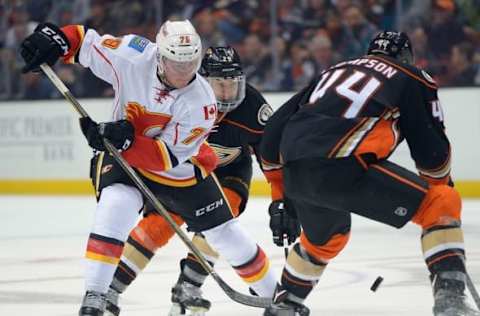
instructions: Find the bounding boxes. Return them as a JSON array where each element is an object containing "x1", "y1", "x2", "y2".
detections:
[{"x1": 1, "y1": 196, "x2": 479, "y2": 315}]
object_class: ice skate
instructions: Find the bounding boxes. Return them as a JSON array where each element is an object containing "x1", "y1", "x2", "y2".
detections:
[
  {"x1": 433, "y1": 272, "x2": 480, "y2": 316},
  {"x1": 79, "y1": 291, "x2": 106, "y2": 316},
  {"x1": 433, "y1": 288, "x2": 480, "y2": 316},
  {"x1": 104, "y1": 288, "x2": 120, "y2": 316},
  {"x1": 168, "y1": 281, "x2": 211, "y2": 316},
  {"x1": 263, "y1": 300, "x2": 310, "y2": 316},
  {"x1": 264, "y1": 286, "x2": 310, "y2": 316}
]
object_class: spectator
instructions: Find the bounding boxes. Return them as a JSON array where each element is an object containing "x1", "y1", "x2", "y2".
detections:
[
  {"x1": 425, "y1": 0, "x2": 467, "y2": 61},
  {"x1": 4, "y1": 4, "x2": 37, "y2": 99},
  {"x1": 242, "y1": 33, "x2": 272, "y2": 91},
  {"x1": 192, "y1": 8, "x2": 226, "y2": 50},
  {"x1": 285, "y1": 41, "x2": 315, "y2": 90},
  {"x1": 83, "y1": 0, "x2": 113, "y2": 34},
  {"x1": 1, "y1": 0, "x2": 479, "y2": 100},
  {"x1": 444, "y1": 42, "x2": 479, "y2": 86},
  {"x1": 310, "y1": 32, "x2": 338, "y2": 73},
  {"x1": 324, "y1": 10, "x2": 359, "y2": 59},
  {"x1": 22, "y1": 72, "x2": 55, "y2": 100},
  {"x1": 410, "y1": 26, "x2": 436, "y2": 72},
  {"x1": 343, "y1": 5, "x2": 378, "y2": 55},
  {"x1": 302, "y1": 0, "x2": 330, "y2": 29}
]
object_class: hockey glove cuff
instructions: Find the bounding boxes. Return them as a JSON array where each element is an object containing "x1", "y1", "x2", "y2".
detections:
[
  {"x1": 80, "y1": 117, "x2": 135, "y2": 152},
  {"x1": 269, "y1": 200, "x2": 301, "y2": 247},
  {"x1": 20, "y1": 22, "x2": 70, "y2": 73}
]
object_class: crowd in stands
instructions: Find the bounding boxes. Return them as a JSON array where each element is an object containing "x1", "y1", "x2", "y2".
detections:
[{"x1": 0, "y1": 0, "x2": 479, "y2": 100}]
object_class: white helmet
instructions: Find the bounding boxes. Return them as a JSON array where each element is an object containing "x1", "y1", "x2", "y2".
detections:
[{"x1": 156, "y1": 20, "x2": 202, "y2": 76}]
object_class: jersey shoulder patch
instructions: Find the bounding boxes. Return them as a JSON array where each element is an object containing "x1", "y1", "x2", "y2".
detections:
[
  {"x1": 421, "y1": 69, "x2": 436, "y2": 85},
  {"x1": 101, "y1": 37, "x2": 122, "y2": 49},
  {"x1": 128, "y1": 35, "x2": 150, "y2": 53},
  {"x1": 257, "y1": 103, "x2": 273, "y2": 126},
  {"x1": 209, "y1": 143, "x2": 242, "y2": 167}
]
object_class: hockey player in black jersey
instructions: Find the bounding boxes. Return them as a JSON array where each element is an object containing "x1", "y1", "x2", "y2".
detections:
[
  {"x1": 261, "y1": 31, "x2": 480, "y2": 316},
  {"x1": 104, "y1": 47, "x2": 300, "y2": 316}
]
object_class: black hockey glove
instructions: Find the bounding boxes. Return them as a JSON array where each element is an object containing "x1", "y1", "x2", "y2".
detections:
[
  {"x1": 20, "y1": 22, "x2": 70, "y2": 73},
  {"x1": 269, "y1": 200, "x2": 301, "y2": 247},
  {"x1": 79, "y1": 117, "x2": 135, "y2": 152}
]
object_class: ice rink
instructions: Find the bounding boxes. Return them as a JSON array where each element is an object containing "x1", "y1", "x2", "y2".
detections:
[{"x1": 1, "y1": 195, "x2": 479, "y2": 316}]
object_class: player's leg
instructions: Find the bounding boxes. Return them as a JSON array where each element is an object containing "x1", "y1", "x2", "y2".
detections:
[
  {"x1": 80, "y1": 154, "x2": 144, "y2": 316},
  {"x1": 265, "y1": 198, "x2": 351, "y2": 316},
  {"x1": 180, "y1": 174, "x2": 277, "y2": 298},
  {"x1": 105, "y1": 175, "x2": 248, "y2": 315},
  {"x1": 168, "y1": 181, "x2": 247, "y2": 315},
  {"x1": 411, "y1": 185, "x2": 479, "y2": 315},
  {"x1": 351, "y1": 160, "x2": 478, "y2": 315},
  {"x1": 105, "y1": 211, "x2": 184, "y2": 316},
  {"x1": 285, "y1": 156, "x2": 478, "y2": 315}
]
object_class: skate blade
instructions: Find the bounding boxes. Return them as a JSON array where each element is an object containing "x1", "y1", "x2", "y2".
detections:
[{"x1": 168, "y1": 302, "x2": 209, "y2": 316}]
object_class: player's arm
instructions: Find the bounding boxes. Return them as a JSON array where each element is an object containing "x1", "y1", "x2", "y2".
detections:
[
  {"x1": 79, "y1": 105, "x2": 217, "y2": 173},
  {"x1": 258, "y1": 87, "x2": 313, "y2": 247},
  {"x1": 399, "y1": 79, "x2": 452, "y2": 186},
  {"x1": 20, "y1": 22, "x2": 138, "y2": 85},
  {"x1": 123, "y1": 104, "x2": 218, "y2": 173}
]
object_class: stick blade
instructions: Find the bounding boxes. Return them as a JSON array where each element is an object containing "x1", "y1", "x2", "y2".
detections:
[{"x1": 213, "y1": 273, "x2": 272, "y2": 308}]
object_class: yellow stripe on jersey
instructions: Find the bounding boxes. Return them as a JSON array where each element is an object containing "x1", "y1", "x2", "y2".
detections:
[
  {"x1": 155, "y1": 140, "x2": 172, "y2": 170},
  {"x1": 137, "y1": 168, "x2": 197, "y2": 187}
]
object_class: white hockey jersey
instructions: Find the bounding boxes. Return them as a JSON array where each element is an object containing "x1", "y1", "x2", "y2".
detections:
[{"x1": 64, "y1": 27, "x2": 218, "y2": 187}]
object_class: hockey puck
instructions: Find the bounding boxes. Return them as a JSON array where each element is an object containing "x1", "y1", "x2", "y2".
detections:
[{"x1": 370, "y1": 276, "x2": 384, "y2": 292}]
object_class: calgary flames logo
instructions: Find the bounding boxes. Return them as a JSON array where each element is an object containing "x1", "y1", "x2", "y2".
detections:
[{"x1": 125, "y1": 102, "x2": 172, "y2": 136}]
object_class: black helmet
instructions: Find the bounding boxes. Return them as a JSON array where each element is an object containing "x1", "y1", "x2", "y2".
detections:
[
  {"x1": 200, "y1": 47, "x2": 246, "y2": 112},
  {"x1": 200, "y1": 46, "x2": 244, "y2": 77},
  {"x1": 367, "y1": 31, "x2": 414, "y2": 64}
]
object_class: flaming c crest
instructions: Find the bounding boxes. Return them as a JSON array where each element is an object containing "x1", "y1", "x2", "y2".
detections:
[{"x1": 125, "y1": 102, "x2": 172, "y2": 135}]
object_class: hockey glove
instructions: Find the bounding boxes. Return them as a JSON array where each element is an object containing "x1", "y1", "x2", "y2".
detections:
[
  {"x1": 20, "y1": 22, "x2": 70, "y2": 73},
  {"x1": 269, "y1": 200, "x2": 301, "y2": 247},
  {"x1": 79, "y1": 117, "x2": 134, "y2": 152}
]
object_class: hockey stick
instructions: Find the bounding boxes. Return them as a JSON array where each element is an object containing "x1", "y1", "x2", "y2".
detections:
[
  {"x1": 39, "y1": 63, "x2": 271, "y2": 309},
  {"x1": 283, "y1": 235, "x2": 289, "y2": 259},
  {"x1": 467, "y1": 272, "x2": 480, "y2": 309}
]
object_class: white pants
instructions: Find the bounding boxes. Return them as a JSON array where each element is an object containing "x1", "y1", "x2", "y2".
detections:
[{"x1": 85, "y1": 183, "x2": 143, "y2": 293}]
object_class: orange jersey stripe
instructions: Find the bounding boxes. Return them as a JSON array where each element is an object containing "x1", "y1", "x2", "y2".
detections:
[
  {"x1": 223, "y1": 119, "x2": 264, "y2": 134},
  {"x1": 427, "y1": 253, "x2": 462, "y2": 267},
  {"x1": 328, "y1": 118, "x2": 369, "y2": 158},
  {"x1": 371, "y1": 56, "x2": 437, "y2": 89},
  {"x1": 354, "y1": 118, "x2": 396, "y2": 159},
  {"x1": 371, "y1": 164, "x2": 428, "y2": 193},
  {"x1": 300, "y1": 231, "x2": 350, "y2": 262},
  {"x1": 137, "y1": 168, "x2": 197, "y2": 187}
]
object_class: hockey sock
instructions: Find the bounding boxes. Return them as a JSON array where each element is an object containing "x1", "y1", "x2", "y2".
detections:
[
  {"x1": 232, "y1": 245, "x2": 276, "y2": 296},
  {"x1": 203, "y1": 219, "x2": 277, "y2": 297},
  {"x1": 279, "y1": 243, "x2": 327, "y2": 302},
  {"x1": 110, "y1": 234, "x2": 155, "y2": 293},
  {"x1": 411, "y1": 185, "x2": 466, "y2": 293},
  {"x1": 421, "y1": 224, "x2": 466, "y2": 293},
  {"x1": 110, "y1": 212, "x2": 183, "y2": 293},
  {"x1": 85, "y1": 233, "x2": 125, "y2": 293},
  {"x1": 179, "y1": 233, "x2": 219, "y2": 287}
]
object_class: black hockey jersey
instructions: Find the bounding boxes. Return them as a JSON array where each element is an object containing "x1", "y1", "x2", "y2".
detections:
[
  {"x1": 208, "y1": 83, "x2": 273, "y2": 185},
  {"x1": 262, "y1": 55, "x2": 451, "y2": 185}
]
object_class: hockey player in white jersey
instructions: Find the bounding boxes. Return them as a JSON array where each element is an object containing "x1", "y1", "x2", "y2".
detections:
[{"x1": 20, "y1": 20, "x2": 277, "y2": 316}]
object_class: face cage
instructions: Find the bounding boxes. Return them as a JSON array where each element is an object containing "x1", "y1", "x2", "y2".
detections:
[{"x1": 206, "y1": 75, "x2": 246, "y2": 113}]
